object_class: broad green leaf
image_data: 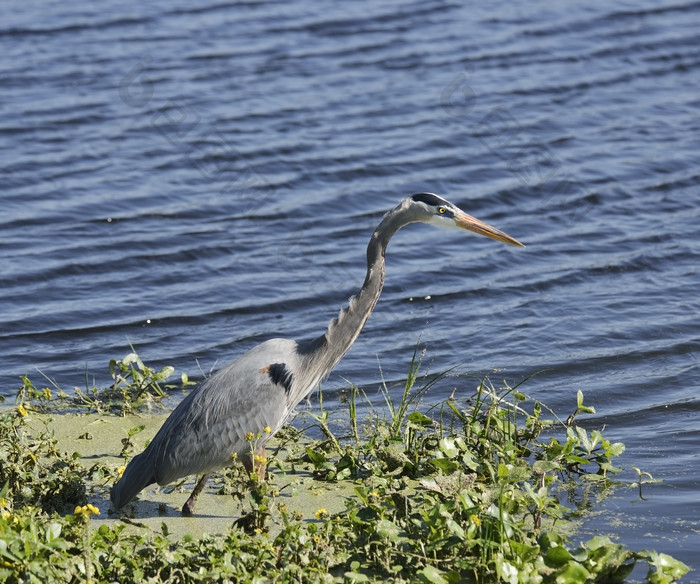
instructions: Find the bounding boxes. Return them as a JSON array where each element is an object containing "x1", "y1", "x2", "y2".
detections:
[
  {"x1": 439, "y1": 437, "x2": 459, "y2": 458},
  {"x1": 641, "y1": 550, "x2": 690, "y2": 584},
  {"x1": 376, "y1": 519, "x2": 401, "y2": 541},
  {"x1": 417, "y1": 565, "x2": 449, "y2": 584},
  {"x1": 555, "y1": 561, "x2": 591, "y2": 583}
]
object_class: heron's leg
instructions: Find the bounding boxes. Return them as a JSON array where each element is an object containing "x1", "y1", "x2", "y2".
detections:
[{"x1": 182, "y1": 473, "x2": 210, "y2": 516}]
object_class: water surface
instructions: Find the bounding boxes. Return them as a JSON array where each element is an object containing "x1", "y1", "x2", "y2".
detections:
[{"x1": 1, "y1": 0, "x2": 698, "y2": 575}]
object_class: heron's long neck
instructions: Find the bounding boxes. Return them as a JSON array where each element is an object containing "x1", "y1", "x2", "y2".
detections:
[{"x1": 305, "y1": 208, "x2": 407, "y2": 377}]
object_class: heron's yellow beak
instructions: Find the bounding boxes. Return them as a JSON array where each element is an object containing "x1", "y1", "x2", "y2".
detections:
[{"x1": 454, "y1": 211, "x2": 525, "y2": 247}]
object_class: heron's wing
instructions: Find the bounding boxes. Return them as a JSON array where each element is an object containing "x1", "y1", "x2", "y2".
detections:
[{"x1": 148, "y1": 339, "x2": 299, "y2": 485}]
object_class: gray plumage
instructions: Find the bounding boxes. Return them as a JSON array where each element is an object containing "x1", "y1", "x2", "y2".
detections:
[{"x1": 110, "y1": 193, "x2": 523, "y2": 514}]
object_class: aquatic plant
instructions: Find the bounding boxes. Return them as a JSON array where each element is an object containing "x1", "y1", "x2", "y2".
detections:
[
  {"x1": 0, "y1": 352, "x2": 690, "y2": 583},
  {"x1": 16, "y1": 349, "x2": 194, "y2": 415}
]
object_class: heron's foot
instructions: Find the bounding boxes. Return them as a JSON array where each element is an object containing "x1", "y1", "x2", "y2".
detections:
[
  {"x1": 181, "y1": 498, "x2": 196, "y2": 517},
  {"x1": 181, "y1": 472, "x2": 211, "y2": 516}
]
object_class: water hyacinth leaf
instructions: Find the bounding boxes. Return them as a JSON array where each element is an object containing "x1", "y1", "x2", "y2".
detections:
[
  {"x1": 555, "y1": 561, "x2": 591, "y2": 583},
  {"x1": 546, "y1": 544, "x2": 573, "y2": 567},
  {"x1": 640, "y1": 550, "x2": 690, "y2": 584},
  {"x1": 584, "y1": 537, "x2": 634, "y2": 581}
]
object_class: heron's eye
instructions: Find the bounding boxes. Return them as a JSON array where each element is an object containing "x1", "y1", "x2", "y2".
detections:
[{"x1": 437, "y1": 207, "x2": 447, "y2": 214}]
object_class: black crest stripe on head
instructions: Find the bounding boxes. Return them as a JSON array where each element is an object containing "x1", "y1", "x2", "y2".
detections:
[{"x1": 411, "y1": 193, "x2": 447, "y2": 207}]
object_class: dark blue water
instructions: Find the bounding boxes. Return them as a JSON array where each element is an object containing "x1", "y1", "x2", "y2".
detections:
[{"x1": 1, "y1": 0, "x2": 699, "y2": 576}]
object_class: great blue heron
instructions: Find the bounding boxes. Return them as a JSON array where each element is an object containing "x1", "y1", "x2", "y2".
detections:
[{"x1": 110, "y1": 193, "x2": 524, "y2": 515}]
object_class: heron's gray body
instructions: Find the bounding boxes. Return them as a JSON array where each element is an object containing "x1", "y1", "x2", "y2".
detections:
[
  {"x1": 110, "y1": 193, "x2": 523, "y2": 513},
  {"x1": 111, "y1": 338, "x2": 316, "y2": 508}
]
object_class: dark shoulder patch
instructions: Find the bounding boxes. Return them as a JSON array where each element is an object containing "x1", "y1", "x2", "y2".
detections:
[
  {"x1": 263, "y1": 363, "x2": 294, "y2": 394},
  {"x1": 411, "y1": 192, "x2": 447, "y2": 207}
]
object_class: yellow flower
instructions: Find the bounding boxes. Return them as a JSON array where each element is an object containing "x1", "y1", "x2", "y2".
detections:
[
  {"x1": 245, "y1": 432, "x2": 255, "y2": 441},
  {"x1": 253, "y1": 454, "x2": 267, "y2": 465},
  {"x1": 42, "y1": 387, "x2": 52, "y2": 400},
  {"x1": 17, "y1": 404, "x2": 28, "y2": 417},
  {"x1": 470, "y1": 514, "x2": 481, "y2": 526},
  {"x1": 74, "y1": 504, "x2": 100, "y2": 520},
  {"x1": 1, "y1": 510, "x2": 10, "y2": 521},
  {"x1": 116, "y1": 466, "x2": 126, "y2": 478},
  {"x1": 314, "y1": 508, "x2": 328, "y2": 521},
  {"x1": 264, "y1": 426, "x2": 272, "y2": 434}
]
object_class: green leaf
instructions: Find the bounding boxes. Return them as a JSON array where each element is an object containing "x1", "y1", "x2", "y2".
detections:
[
  {"x1": 446, "y1": 518, "x2": 465, "y2": 540},
  {"x1": 417, "y1": 565, "x2": 449, "y2": 584},
  {"x1": 533, "y1": 460, "x2": 561, "y2": 474},
  {"x1": 304, "y1": 447, "x2": 327, "y2": 465},
  {"x1": 376, "y1": 519, "x2": 401, "y2": 541},
  {"x1": 640, "y1": 550, "x2": 690, "y2": 584},
  {"x1": 565, "y1": 455, "x2": 591, "y2": 465},
  {"x1": 127, "y1": 425, "x2": 145, "y2": 438},
  {"x1": 606, "y1": 442, "x2": 626, "y2": 457},
  {"x1": 407, "y1": 411, "x2": 433, "y2": 426},
  {"x1": 430, "y1": 458, "x2": 459, "y2": 474},
  {"x1": 546, "y1": 544, "x2": 573, "y2": 567},
  {"x1": 122, "y1": 352, "x2": 143, "y2": 369},
  {"x1": 439, "y1": 437, "x2": 459, "y2": 459},
  {"x1": 555, "y1": 561, "x2": 591, "y2": 583},
  {"x1": 495, "y1": 556, "x2": 518, "y2": 584},
  {"x1": 45, "y1": 522, "x2": 62, "y2": 543}
]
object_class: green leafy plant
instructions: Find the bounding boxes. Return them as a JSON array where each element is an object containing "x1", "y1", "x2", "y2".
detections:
[
  {"x1": 15, "y1": 349, "x2": 194, "y2": 415},
  {"x1": 0, "y1": 350, "x2": 690, "y2": 583}
]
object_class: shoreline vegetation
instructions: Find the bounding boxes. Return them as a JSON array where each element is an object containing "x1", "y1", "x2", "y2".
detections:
[{"x1": 0, "y1": 350, "x2": 690, "y2": 583}]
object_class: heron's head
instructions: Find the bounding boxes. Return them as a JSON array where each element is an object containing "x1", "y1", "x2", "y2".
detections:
[{"x1": 409, "y1": 192, "x2": 524, "y2": 247}]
